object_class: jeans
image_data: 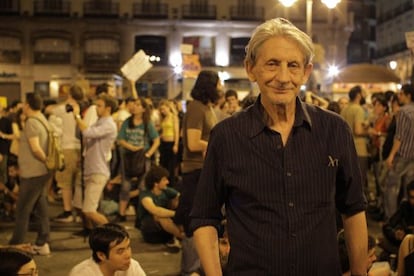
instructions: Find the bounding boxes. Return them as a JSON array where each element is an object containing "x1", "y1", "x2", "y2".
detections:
[
  {"x1": 10, "y1": 173, "x2": 51, "y2": 246},
  {"x1": 383, "y1": 156, "x2": 414, "y2": 219},
  {"x1": 181, "y1": 236, "x2": 201, "y2": 276}
]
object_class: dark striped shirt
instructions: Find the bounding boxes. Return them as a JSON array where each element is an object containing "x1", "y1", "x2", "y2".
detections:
[
  {"x1": 190, "y1": 96, "x2": 366, "y2": 276},
  {"x1": 395, "y1": 103, "x2": 414, "y2": 159}
]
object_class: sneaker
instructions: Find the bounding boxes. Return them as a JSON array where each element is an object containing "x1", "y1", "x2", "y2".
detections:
[
  {"x1": 165, "y1": 237, "x2": 181, "y2": 253},
  {"x1": 71, "y1": 228, "x2": 91, "y2": 238},
  {"x1": 32, "y1": 243, "x2": 50, "y2": 256},
  {"x1": 53, "y1": 211, "x2": 74, "y2": 223}
]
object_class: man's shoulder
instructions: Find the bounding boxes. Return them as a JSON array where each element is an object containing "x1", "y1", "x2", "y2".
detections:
[
  {"x1": 69, "y1": 259, "x2": 101, "y2": 276},
  {"x1": 124, "y1": 258, "x2": 146, "y2": 275}
]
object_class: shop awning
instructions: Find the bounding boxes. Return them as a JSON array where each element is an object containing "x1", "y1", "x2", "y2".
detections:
[{"x1": 333, "y1": 63, "x2": 400, "y2": 83}]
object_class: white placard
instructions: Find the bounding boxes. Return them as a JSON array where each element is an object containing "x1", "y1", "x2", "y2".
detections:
[
  {"x1": 120, "y1": 50, "x2": 153, "y2": 82},
  {"x1": 405, "y1": 31, "x2": 414, "y2": 49},
  {"x1": 180, "y1": 44, "x2": 193, "y2": 55}
]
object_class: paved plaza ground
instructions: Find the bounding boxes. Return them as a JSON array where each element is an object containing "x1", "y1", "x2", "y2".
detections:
[{"x1": 0, "y1": 202, "x2": 181, "y2": 276}]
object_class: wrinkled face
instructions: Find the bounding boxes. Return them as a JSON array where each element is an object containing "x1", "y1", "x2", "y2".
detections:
[
  {"x1": 101, "y1": 238, "x2": 132, "y2": 272},
  {"x1": 245, "y1": 36, "x2": 312, "y2": 109},
  {"x1": 17, "y1": 259, "x2": 38, "y2": 276}
]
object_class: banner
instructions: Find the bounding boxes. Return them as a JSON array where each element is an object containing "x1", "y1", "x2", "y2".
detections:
[{"x1": 182, "y1": 54, "x2": 201, "y2": 79}]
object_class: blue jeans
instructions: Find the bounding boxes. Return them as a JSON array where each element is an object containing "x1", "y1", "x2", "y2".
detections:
[
  {"x1": 9, "y1": 173, "x2": 51, "y2": 246},
  {"x1": 383, "y1": 156, "x2": 414, "y2": 219}
]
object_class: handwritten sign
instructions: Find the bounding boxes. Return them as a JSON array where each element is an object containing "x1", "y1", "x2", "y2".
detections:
[{"x1": 121, "y1": 50, "x2": 153, "y2": 82}]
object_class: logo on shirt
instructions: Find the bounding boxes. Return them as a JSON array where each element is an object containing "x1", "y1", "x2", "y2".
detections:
[{"x1": 328, "y1": 155, "x2": 339, "y2": 167}]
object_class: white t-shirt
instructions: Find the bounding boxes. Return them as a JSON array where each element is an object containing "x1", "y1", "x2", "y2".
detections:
[{"x1": 69, "y1": 258, "x2": 146, "y2": 276}]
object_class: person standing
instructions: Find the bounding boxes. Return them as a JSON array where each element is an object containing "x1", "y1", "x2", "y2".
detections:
[
  {"x1": 340, "y1": 85, "x2": 370, "y2": 193},
  {"x1": 72, "y1": 94, "x2": 118, "y2": 235},
  {"x1": 384, "y1": 84, "x2": 414, "y2": 219},
  {"x1": 9, "y1": 92, "x2": 52, "y2": 255},
  {"x1": 46, "y1": 85, "x2": 85, "y2": 222},
  {"x1": 174, "y1": 70, "x2": 222, "y2": 275},
  {"x1": 191, "y1": 18, "x2": 367, "y2": 275}
]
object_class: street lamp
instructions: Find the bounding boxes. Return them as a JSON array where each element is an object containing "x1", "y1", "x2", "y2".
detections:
[{"x1": 279, "y1": 0, "x2": 341, "y2": 37}]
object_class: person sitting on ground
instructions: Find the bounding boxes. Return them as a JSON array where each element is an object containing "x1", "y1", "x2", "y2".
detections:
[
  {"x1": 397, "y1": 234, "x2": 414, "y2": 276},
  {"x1": 0, "y1": 247, "x2": 38, "y2": 276},
  {"x1": 381, "y1": 180, "x2": 414, "y2": 254},
  {"x1": 69, "y1": 223, "x2": 146, "y2": 276},
  {"x1": 137, "y1": 165, "x2": 184, "y2": 245},
  {"x1": 337, "y1": 229, "x2": 390, "y2": 276}
]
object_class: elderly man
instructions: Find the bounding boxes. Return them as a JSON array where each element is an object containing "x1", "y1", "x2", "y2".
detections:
[{"x1": 191, "y1": 18, "x2": 368, "y2": 275}]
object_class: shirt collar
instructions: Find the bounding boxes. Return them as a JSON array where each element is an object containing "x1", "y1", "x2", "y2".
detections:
[{"x1": 245, "y1": 95, "x2": 312, "y2": 138}]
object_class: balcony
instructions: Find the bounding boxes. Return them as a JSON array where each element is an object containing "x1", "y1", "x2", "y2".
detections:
[
  {"x1": 83, "y1": 1, "x2": 119, "y2": 18},
  {"x1": 0, "y1": 0, "x2": 19, "y2": 16},
  {"x1": 33, "y1": 0, "x2": 70, "y2": 17},
  {"x1": 83, "y1": 53, "x2": 120, "y2": 73},
  {"x1": 133, "y1": 2, "x2": 168, "y2": 19},
  {"x1": 229, "y1": 6, "x2": 264, "y2": 21},
  {"x1": 182, "y1": 4, "x2": 216, "y2": 20},
  {"x1": 0, "y1": 50, "x2": 21, "y2": 63},
  {"x1": 34, "y1": 51, "x2": 71, "y2": 64}
]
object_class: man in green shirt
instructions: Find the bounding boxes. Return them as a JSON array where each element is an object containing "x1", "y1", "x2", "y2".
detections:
[{"x1": 137, "y1": 165, "x2": 183, "y2": 246}]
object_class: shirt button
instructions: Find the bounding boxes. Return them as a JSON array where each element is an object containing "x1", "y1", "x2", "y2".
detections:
[
  {"x1": 288, "y1": 202, "x2": 294, "y2": 207},
  {"x1": 287, "y1": 172, "x2": 292, "y2": 177}
]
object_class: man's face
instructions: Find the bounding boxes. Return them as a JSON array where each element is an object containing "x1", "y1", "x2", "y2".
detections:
[
  {"x1": 103, "y1": 238, "x2": 132, "y2": 272},
  {"x1": 226, "y1": 96, "x2": 239, "y2": 112},
  {"x1": 96, "y1": 99, "x2": 108, "y2": 118},
  {"x1": 245, "y1": 36, "x2": 312, "y2": 109},
  {"x1": 338, "y1": 97, "x2": 349, "y2": 111},
  {"x1": 156, "y1": 176, "x2": 169, "y2": 190}
]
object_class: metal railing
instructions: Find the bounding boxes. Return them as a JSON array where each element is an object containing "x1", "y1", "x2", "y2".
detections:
[
  {"x1": 0, "y1": 0, "x2": 19, "y2": 15},
  {"x1": 229, "y1": 6, "x2": 264, "y2": 21},
  {"x1": 33, "y1": 0, "x2": 70, "y2": 16},
  {"x1": 83, "y1": 1, "x2": 119, "y2": 18},
  {"x1": 33, "y1": 51, "x2": 71, "y2": 64},
  {"x1": 181, "y1": 4, "x2": 216, "y2": 20},
  {"x1": 132, "y1": 2, "x2": 168, "y2": 19},
  {"x1": 0, "y1": 50, "x2": 21, "y2": 63}
]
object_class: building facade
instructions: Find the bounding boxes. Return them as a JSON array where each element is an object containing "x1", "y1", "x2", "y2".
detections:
[
  {"x1": 375, "y1": 0, "x2": 414, "y2": 84},
  {"x1": 0, "y1": 0, "x2": 351, "y2": 104}
]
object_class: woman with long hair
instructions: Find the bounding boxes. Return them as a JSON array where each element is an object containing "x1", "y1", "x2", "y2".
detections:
[
  {"x1": 115, "y1": 97, "x2": 160, "y2": 223},
  {"x1": 158, "y1": 100, "x2": 180, "y2": 187},
  {"x1": 174, "y1": 70, "x2": 222, "y2": 275}
]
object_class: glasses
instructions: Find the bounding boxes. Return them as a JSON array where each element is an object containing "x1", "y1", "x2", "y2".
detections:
[{"x1": 18, "y1": 268, "x2": 38, "y2": 276}]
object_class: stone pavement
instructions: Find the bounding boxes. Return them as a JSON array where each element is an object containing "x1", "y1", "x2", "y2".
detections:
[
  {"x1": 0, "y1": 196, "x2": 384, "y2": 276},
  {"x1": 0, "y1": 202, "x2": 181, "y2": 276}
]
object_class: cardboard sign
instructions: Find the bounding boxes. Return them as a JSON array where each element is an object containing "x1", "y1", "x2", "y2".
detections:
[
  {"x1": 121, "y1": 50, "x2": 153, "y2": 81},
  {"x1": 405, "y1": 31, "x2": 414, "y2": 49}
]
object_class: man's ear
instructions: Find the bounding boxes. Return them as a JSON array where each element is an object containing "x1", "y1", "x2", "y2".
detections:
[
  {"x1": 244, "y1": 60, "x2": 256, "y2": 82},
  {"x1": 97, "y1": 251, "x2": 107, "y2": 262},
  {"x1": 302, "y1": 63, "x2": 313, "y2": 84}
]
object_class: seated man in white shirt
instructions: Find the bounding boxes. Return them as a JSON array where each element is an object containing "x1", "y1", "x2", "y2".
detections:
[{"x1": 69, "y1": 223, "x2": 146, "y2": 276}]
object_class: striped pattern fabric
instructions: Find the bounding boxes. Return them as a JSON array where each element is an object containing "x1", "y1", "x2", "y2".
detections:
[
  {"x1": 395, "y1": 103, "x2": 414, "y2": 159},
  {"x1": 190, "y1": 96, "x2": 366, "y2": 275}
]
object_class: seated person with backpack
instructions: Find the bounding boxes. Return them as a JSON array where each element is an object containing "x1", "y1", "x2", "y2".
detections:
[
  {"x1": 381, "y1": 181, "x2": 414, "y2": 255},
  {"x1": 137, "y1": 165, "x2": 184, "y2": 247}
]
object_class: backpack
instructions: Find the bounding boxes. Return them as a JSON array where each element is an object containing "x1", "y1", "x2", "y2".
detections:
[{"x1": 30, "y1": 117, "x2": 65, "y2": 171}]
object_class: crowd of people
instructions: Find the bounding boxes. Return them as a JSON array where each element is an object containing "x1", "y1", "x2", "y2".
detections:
[{"x1": 0, "y1": 17, "x2": 414, "y2": 276}]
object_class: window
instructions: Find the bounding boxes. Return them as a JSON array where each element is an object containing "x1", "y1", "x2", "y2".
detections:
[
  {"x1": 183, "y1": 36, "x2": 215, "y2": 66},
  {"x1": 230, "y1": 37, "x2": 249, "y2": 66},
  {"x1": 135, "y1": 35, "x2": 167, "y2": 66},
  {"x1": 0, "y1": 36, "x2": 21, "y2": 63},
  {"x1": 33, "y1": 38, "x2": 71, "y2": 64}
]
